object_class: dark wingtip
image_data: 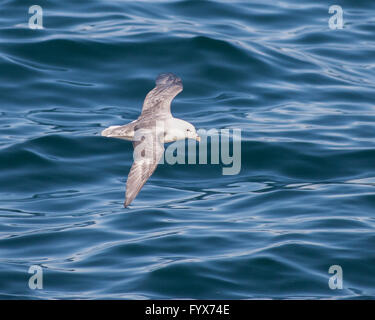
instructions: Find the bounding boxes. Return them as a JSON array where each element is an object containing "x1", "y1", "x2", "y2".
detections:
[{"x1": 156, "y1": 73, "x2": 182, "y2": 87}]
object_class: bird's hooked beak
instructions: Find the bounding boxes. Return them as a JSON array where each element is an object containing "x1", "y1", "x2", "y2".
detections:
[{"x1": 196, "y1": 135, "x2": 201, "y2": 142}]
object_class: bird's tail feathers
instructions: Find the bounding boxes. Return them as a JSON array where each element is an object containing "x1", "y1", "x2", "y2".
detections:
[{"x1": 101, "y1": 122, "x2": 136, "y2": 140}]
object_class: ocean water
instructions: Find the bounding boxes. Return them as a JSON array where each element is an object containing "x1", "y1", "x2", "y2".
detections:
[{"x1": 0, "y1": 0, "x2": 375, "y2": 299}]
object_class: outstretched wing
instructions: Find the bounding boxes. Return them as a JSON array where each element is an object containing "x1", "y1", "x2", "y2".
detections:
[
  {"x1": 140, "y1": 73, "x2": 183, "y2": 119},
  {"x1": 124, "y1": 127, "x2": 164, "y2": 207}
]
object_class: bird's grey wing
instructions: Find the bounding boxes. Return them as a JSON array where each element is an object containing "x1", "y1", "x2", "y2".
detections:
[
  {"x1": 139, "y1": 73, "x2": 183, "y2": 119},
  {"x1": 124, "y1": 127, "x2": 164, "y2": 207}
]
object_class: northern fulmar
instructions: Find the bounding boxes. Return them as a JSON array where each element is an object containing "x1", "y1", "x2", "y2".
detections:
[{"x1": 101, "y1": 73, "x2": 200, "y2": 207}]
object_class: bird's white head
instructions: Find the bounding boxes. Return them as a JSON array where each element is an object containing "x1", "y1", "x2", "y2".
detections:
[{"x1": 163, "y1": 118, "x2": 200, "y2": 143}]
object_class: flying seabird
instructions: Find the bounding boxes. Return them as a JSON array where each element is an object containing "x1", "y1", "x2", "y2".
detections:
[{"x1": 101, "y1": 73, "x2": 200, "y2": 207}]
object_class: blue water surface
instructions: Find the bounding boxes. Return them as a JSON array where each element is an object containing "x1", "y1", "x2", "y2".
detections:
[{"x1": 0, "y1": 0, "x2": 375, "y2": 299}]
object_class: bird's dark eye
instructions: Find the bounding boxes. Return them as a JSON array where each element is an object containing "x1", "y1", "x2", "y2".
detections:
[{"x1": 187, "y1": 129, "x2": 190, "y2": 132}]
